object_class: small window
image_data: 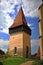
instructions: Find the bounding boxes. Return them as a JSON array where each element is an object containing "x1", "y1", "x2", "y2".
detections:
[{"x1": 14, "y1": 47, "x2": 17, "y2": 54}]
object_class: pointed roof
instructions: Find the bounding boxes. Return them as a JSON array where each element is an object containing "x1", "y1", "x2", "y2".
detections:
[{"x1": 9, "y1": 7, "x2": 28, "y2": 28}]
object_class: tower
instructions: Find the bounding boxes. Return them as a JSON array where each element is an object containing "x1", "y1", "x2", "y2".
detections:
[
  {"x1": 9, "y1": 7, "x2": 31, "y2": 57},
  {"x1": 38, "y1": 2, "x2": 43, "y2": 59}
]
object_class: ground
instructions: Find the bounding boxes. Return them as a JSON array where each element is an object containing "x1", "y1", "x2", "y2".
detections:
[
  {"x1": 20, "y1": 61, "x2": 33, "y2": 65},
  {"x1": 0, "y1": 56, "x2": 43, "y2": 65}
]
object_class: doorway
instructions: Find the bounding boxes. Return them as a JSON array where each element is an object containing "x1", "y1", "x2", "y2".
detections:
[
  {"x1": 26, "y1": 46, "x2": 28, "y2": 58},
  {"x1": 14, "y1": 47, "x2": 17, "y2": 54}
]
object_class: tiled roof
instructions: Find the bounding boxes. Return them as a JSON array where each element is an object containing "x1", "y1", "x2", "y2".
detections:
[{"x1": 9, "y1": 7, "x2": 28, "y2": 28}]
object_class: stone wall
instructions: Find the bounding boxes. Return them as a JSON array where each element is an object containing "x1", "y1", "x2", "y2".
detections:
[
  {"x1": 9, "y1": 32, "x2": 23, "y2": 57},
  {"x1": 9, "y1": 31, "x2": 31, "y2": 57},
  {"x1": 23, "y1": 31, "x2": 31, "y2": 57}
]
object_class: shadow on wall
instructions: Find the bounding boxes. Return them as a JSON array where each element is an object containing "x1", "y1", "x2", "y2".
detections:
[{"x1": 0, "y1": 62, "x2": 3, "y2": 65}]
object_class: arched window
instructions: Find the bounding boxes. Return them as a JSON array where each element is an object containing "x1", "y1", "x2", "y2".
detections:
[{"x1": 14, "y1": 47, "x2": 17, "y2": 54}]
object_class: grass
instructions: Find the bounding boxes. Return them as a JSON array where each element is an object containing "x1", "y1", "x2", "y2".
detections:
[
  {"x1": 0, "y1": 56, "x2": 29, "y2": 65},
  {"x1": 0, "y1": 56, "x2": 43, "y2": 65},
  {"x1": 33, "y1": 60, "x2": 43, "y2": 65}
]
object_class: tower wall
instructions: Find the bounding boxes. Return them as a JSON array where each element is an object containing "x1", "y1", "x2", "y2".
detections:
[
  {"x1": 39, "y1": 20, "x2": 43, "y2": 60},
  {"x1": 23, "y1": 31, "x2": 31, "y2": 57},
  {"x1": 9, "y1": 31, "x2": 31, "y2": 57},
  {"x1": 9, "y1": 32, "x2": 23, "y2": 57},
  {"x1": 38, "y1": 4, "x2": 43, "y2": 60}
]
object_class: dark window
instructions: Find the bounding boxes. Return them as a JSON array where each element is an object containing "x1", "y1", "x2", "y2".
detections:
[{"x1": 14, "y1": 47, "x2": 17, "y2": 54}]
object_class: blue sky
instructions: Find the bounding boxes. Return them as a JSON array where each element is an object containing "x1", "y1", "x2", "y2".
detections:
[{"x1": 0, "y1": 0, "x2": 42, "y2": 54}]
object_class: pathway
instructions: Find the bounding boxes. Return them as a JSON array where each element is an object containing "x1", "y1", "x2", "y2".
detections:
[{"x1": 20, "y1": 61, "x2": 33, "y2": 65}]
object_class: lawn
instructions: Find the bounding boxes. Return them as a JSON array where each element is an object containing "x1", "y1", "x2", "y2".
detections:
[
  {"x1": 0, "y1": 56, "x2": 29, "y2": 65},
  {"x1": 0, "y1": 56, "x2": 43, "y2": 65}
]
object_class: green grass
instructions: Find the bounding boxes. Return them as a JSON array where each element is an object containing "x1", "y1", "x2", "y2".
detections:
[
  {"x1": 0, "y1": 56, "x2": 43, "y2": 65},
  {"x1": 33, "y1": 60, "x2": 43, "y2": 65},
  {"x1": 0, "y1": 56, "x2": 29, "y2": 65}
]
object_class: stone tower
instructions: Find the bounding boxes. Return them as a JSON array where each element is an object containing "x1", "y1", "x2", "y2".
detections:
[
  {"x1": 9, "y1": 7, "x2": 31, "y2": 57},
  {"x1": 38, "y1": 3, "x2": 43, "y2": 59}
]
